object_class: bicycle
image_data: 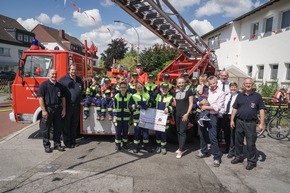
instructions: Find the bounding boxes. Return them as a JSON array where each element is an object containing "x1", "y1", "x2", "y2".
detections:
[{"x1": 257, "y1": 98, "x2": 290, "y2": 140}]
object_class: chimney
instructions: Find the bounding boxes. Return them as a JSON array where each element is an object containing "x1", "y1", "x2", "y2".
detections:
[{"x1": 59, "y1": 30, "x2": 65, "y2": 39}]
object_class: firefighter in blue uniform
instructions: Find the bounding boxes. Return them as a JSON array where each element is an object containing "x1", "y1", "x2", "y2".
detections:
[
  {"x1": 100, "y1": 77, "x2": 114, "y2": 121},
  {"x1": 113, "y1": 81, "x2": 132, "y2": 150},
  {"x1": 154, "y1": 83, "x2": 174, "y2": 155},
  {"x1": 83, "y1": 76, "x2": 101, "y2": 120},
  {"x1": 129, "y1": 82, "x2": 152, "y2": 153}
]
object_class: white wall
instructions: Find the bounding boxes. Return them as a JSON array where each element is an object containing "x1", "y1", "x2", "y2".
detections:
[{"x1": 203, "y1": 0, "x2": 290, "y2": 87}]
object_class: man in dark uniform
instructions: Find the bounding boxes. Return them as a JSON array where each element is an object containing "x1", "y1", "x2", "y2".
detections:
[
  {"x1": 38, "y1": 69, "x2": 66, "y2": 153},
  {"x1": 59, "y1": 64, "x2": 84, "y2": 148},
  {"x1": 230, "y1": 77, "x2": 265, "y2": 170}
]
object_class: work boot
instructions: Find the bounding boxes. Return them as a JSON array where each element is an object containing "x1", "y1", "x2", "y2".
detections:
[
  {"x1": 122, "y1": 143, "x2": 129, "y2": 150},
  {"x1": 161, "y1": 148, "x2": 167, "y2": 155},
  {"x1": 115, "y1": 143, "x2": 121, "y2": 151},
  {"x1": 44, "y1": 147, "x2": 52, "y2": 153},
  {"x1": 144, "y1": 145, "x2": 153, "y2": 153},
  {"x1": 133, "y1": 146, "x2": 140, "y2": 153}
]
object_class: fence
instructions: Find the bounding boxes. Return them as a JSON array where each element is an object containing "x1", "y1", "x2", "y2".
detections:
[{"x1": 0, "y1": 79, "x2": 11, "y2": 92}]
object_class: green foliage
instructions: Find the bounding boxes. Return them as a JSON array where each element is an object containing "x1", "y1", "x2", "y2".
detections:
[
  {"x1": 100, "y1": 38, "x2": 128, "y2": 71},
  {"x1": 257, "y1": 81, "x2": 278, "y2": 97},
  {"x1": 139, "y1": 44, "x2": 179, "y2": 74}
]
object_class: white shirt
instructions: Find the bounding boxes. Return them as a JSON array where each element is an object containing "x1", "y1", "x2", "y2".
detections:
[
  {"x1": 220, "y1": 92, "x2": 238, "y2": 115},
  {"x1": 217, "y1": 80, "x2": 230, "y2": 94}
]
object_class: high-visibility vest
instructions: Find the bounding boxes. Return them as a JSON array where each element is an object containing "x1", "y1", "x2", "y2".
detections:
[
  {"x1": 131, "y1": 92, "x2": 150, "y2": 125},
  {"x1": 86, "y1": 84, "x2": 101, "y2": 97},
  {"x1": 113, "y1": 92, "x2": 132, "y2": 121}
]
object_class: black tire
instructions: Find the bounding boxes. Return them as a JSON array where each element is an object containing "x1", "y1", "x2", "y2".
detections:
[{"x1": 267, "y1": 116, "x2": 290, "y2": 140}]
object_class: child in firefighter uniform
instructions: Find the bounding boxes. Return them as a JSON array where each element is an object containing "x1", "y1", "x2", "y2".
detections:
[
  {"x1": 128, "y1": 72, "x2": 138, "y2": 94},
  {"x1": 145, "y1": 74, "x2": 158, "y2": 105},
  {"x1": 129, "y1": 82, "x2": 152, "y2": 153},
  {"x1": 83, "y1": 76, "x2": 101, "y2": 120},
  {"x1": 113, "y1": 82, "x2": 132, "y2": 150},
  {"x1": 100, "y1": 77, "x2": 114, "y2": 121},
  {"x1": 154, "y1": 83, "x2": 174, "y2": 155}
]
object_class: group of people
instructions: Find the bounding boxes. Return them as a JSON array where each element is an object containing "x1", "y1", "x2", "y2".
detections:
[
  {"x1": 39, "y1": 63, "x2": 266, "y2": 171},
  {"x1": 38, "y1": 64, "x2": 84, "y2": 153}
]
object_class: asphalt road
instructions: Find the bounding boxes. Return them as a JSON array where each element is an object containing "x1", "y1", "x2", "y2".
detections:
[{"x1": 0, "y1": 121, "x2": 290, "y2": 193}]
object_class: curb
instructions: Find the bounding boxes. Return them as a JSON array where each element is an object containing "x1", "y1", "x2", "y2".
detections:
[{"x1": 0, "y1": 121, "x2": 38, "y2": 144}]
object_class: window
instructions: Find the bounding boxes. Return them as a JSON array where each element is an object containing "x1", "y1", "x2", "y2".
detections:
[
  {"x1": 252, "y1": 22, "x2": 259, "y2": 37},
  {"x1": 247, "y1": 66, "x2": 253, "y2": 77},
  {"x1": 0, "y1": 47, "x2": 10, "y2": 56},
  {"x1": 23, "y1": 55, "x2": 53, "y2": 77},
  {"x1": 286, "y1": 63, "x2": 290, "y2": 80},
  {"x1": 18, "y1": 50, "x2": 23, "y2": 58},
  {"x1": 270, "y1": 64, "x2": 278, "y2": 80},
  {"x1": 29, "y1": 37, "x2": 34, "y2": 43},
  {"x1": 208, "y1": 34, "x2": 220, "y2": 49},
  {"x1": 24, "y1": 35, "x2": 29, "y2": 42},
  {"x1": 257, "y1": 65, "x2": 264, "y2": 79},
  {"x1": 17, "y1": 33, "x2": 23, "y2": 41},
  {"x1": 265, "y1": 17, "x2": 273, "y2": 33},
  {"x1": 281, "y1": 10, "x2": 290, "y2": 28}
]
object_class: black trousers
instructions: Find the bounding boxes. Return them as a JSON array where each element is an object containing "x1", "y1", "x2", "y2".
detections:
[
  {"x1": 221, "y1": 114, "x2": 236, "y2": 155},
  {"x1": 235, "y1": 119, "x2": 258, "y2": 165},
  {"x1": 63, "y1": 105, "x2": 80, "y2": 146},
  {"x1": 175, "y1": 116, "x2": 188, "y2": 151},
  {"x1": 40, "y1": 107, "x2": 62, "y2": 148}
]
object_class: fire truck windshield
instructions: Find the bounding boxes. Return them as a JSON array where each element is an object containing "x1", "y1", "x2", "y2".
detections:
[{"x1": 23, "y1": 55, "x2": 53, "y2": 78}]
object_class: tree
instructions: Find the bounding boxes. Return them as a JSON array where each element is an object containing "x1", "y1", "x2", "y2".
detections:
[
  {"x1": 101, "y1": 38, "x2": 128, "y2": 70},
  {"x1": 139, "y1": 44, "x2": 179, "y2": 76}
]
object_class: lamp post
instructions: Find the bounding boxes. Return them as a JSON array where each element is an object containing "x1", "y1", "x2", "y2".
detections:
[{"x1": 114, "y1": 20, "x2": 140, "y2": 64}]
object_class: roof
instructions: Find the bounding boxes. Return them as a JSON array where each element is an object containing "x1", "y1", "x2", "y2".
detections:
[
  {"x1": 0, "y1": 14, "x2": 34, "y2": 46},
  {"x1": 32, "y1": 24, "x2": 84, "y2": 51},
  {"x1": 202, "y1": 0, "x2": 281, "y2": 38}
]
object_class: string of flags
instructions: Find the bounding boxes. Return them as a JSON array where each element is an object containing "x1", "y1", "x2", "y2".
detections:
[
  {"x1": 207, "y1": 28, "x2": 288, "y2": 45},
  {"x1": 63, "y1": 0, "x2": 96, "y2": 22}
]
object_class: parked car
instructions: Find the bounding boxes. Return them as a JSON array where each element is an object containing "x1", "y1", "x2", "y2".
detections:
[{"x1": 0, "y1": 71, "x2": 16, "y2": 81}]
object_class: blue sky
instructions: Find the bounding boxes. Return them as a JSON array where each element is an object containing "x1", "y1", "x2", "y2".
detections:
[{"x1": 0, "y1": 0, "x2": 268, "y2": 56}]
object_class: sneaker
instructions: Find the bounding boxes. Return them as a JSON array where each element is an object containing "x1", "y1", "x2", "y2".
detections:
[
  {"x1": 161, "y1": 148, "x2": 167, "y2": 155},
  {"x1": 175, "y1": 149, "x2": 180, "y2": 154},
  {"x1": 156, "y1": 146, "x2": 161, "y2": 154},
  {"x1": 197, "y1": 119, "x2": 204, "y2": 127},
  {"x1": 176, "y1": 151, "x2": 183, "y2": 159},
  {"x1": 83, "y1": 115, "x2": 88, "y2": 120},
  {"x1": 213, "y1": 160, "x2": 220, "y2": 167},
  {"x1": 196, "y1": 152, "x2": 208, "y2": 159},
  {"x1": 203, "y1": 115, "x2": 211, "y2": 121}
]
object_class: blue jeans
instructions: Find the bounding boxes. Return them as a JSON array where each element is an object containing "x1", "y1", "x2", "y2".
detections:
[{"x1": 199, "y1": 114, "x2": 222, "y2": 160}]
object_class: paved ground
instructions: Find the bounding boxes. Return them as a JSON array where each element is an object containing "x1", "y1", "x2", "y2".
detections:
[
  {"x1": 0, "y1": 93, "x2": 30, "y2": 139},
  {"x1": 0, "y1": 121, "x2": 290, "y2": 193}
]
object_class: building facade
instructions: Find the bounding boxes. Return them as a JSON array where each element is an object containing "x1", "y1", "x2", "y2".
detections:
[
  {"x1": 0, "y1": 15, "x2": 35, "y2": 71},
  {"x1": 202, "y1": 0, "x2": 290, "y2": 87}
]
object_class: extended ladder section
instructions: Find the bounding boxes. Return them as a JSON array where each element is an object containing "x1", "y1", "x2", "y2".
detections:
[{"x1": 112, "y1": 0, "x2": 218, "y2": 79}]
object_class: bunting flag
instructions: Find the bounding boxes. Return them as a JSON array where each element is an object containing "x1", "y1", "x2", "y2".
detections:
[
  {"x1": 251, "y1": 34, "x2": 255, "y2": 39},
  {"x1": 90, "y1": 16, "x2": 96, "y2": 21},
  {"x1": 272, "y1": 30, "x2": 277, "y2": 34},
  {"x1": 218, "y1": 39, "x2": 221, "y2": 44},
  {"x1": 64, "y1": 0, "x2": 66, "y2": 6},
  {"x1": 89, "y1": 42, "x2": 98, "y2": 53},
  {"x1": 260, "y1": 32, "x2": 265, "y2": 38},
  {"x1": 77, "y1": 8, "x2": 81, "y2": 12},
  {"x1": 72, "y1": 3, "x2": 76, "y2": 6},
  {"x1": 233, "y1": 37, "x2": 237, "y2": 41}
]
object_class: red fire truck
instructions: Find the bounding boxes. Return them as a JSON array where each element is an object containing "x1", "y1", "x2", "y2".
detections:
[{"x1": 9, "y1": 40, "x2": 94, "y2": 124}]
